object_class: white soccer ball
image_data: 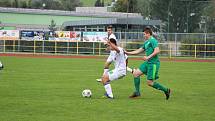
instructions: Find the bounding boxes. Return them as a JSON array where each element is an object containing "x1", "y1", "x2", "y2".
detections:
[
  {"x1": 82, "y1": 89, "x2": 92, "y2": 98},
  {"x1": 0, "y1": 61, "x2": 3, "y2": 70}
]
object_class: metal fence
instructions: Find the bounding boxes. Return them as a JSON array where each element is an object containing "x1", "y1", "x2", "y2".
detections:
[
  {"x1": 114, "y1": 32, "x2": 215, "y2": 43},
  {"x1": 0, "y1": 33, "x2": 215, "y2": 58}
]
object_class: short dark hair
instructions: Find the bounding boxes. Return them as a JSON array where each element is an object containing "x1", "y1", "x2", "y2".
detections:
[
  {"x1": 144, "y1": 26, "x2": 153, "y2": 35},
  {"x1": 109, "y1": 38, "x2": 117, "y2": 45},
  {"x1": 107, "y1": 25, "x2": 113, "y2": 30}
]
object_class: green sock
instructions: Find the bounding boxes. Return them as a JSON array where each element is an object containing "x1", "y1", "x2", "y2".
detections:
[
  {"x1": 134, "y1": 77, "x2": 140, "y2": 95},
  {"x1": 152, "y1": 82, "x2": 168, "y2": 93}
]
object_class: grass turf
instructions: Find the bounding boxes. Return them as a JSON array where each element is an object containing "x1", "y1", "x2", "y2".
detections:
[{"x1": 0, "y1": 56, "x2": 215, "y2": 121}]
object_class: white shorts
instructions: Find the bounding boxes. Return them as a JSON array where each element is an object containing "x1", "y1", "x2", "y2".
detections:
[{"x1": 108, "y1": 69, "x2": 126, "y2": 81}]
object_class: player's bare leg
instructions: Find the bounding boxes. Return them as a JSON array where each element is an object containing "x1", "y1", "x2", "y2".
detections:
[
  {"x1": 97, "y1": 67, "x2": 132, "y2": 82},
  {"x1": 102, "y1": 74, "x2": 113, "y2": 99}
]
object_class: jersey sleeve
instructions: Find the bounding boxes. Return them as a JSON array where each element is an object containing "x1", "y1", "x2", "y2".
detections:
[
  {"x1": 106, "y1": 52, "x2": 114, "y2": 63},
  {"x1": 119, "y1": 47, "x2": 128, "y2": 60},
  {"x1": 125, "y1": 53, "x2": 128, "y2": 59},
  {"x1": 151, "y1": 39, "x2": 158, "y2": 49},
  {"x1": 109, "y1": 34, "x2": 116, "y2": 40}
]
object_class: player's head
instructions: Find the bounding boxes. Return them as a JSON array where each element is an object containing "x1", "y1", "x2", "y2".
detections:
[
  {"x1": 109, "y1": 38, "x2": 117, "y2": 45},
  {"x1": 144, "y1": 26, "x2": 152, "y2": 40},
  {"x1": 107, "y1": 25, "x2": 113, "y2": 35},
  {"x1": 108, "y1": 38, "x2": 117, "y2": 50}
]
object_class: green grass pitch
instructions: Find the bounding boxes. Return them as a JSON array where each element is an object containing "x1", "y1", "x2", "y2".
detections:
[{"x1": 0, "y1": 56, "x2": 215, "y2": 121}]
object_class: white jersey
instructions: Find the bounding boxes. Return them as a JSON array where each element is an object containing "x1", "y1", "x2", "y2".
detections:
[
  {"x1": 108, "y1": 33, "x2": 119, "y2": 45},
  {"x1": 107, "y1": 47, "x2": 127, "y2": 74},
  {"x1": 108, "y1": 33, "x2": 116, "y2": 40}
]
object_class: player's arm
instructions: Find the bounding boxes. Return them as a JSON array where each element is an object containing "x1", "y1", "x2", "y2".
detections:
[
  {"x1": 143, "y1": 47, "x2": 160, "y2": 61},
  {"x1": 125, "y1": 48, "x2": 144, "y2": 55}
]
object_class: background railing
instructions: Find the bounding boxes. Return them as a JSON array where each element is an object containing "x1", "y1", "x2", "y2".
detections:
[{"x1": 0, "y1": 39, "x2": 215, "y2": 58}]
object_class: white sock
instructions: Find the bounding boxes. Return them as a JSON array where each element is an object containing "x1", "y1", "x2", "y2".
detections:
[
  {"x1": 103, "y1": 69, "x2": 109, "y2": 75},
  {"x1": 104, "y1": 83, "x2": 113, "y2": 98}
]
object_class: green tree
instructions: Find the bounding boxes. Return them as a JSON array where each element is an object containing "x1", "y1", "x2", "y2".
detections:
[
  {"x1": 48, "y1": 19, "x2": 57, "y2": 32},
  {"x1": 20, "y1": 1, "x2": 28, "y2": 8},
  {"x1": 150, "y1": 0, "x2": 209, "y2": 33},
  {"x1": 0, "y1": 0, "x2": 82, "y2": 11},
  {"x1": 136, "y1": 0, "x2": 151, "y2": 17},
  {"x1": 13, "y1": 0, "x2": 18, "y2": 8},
  {"x1": 113, "y1": 0, "x2": 151, "y2": 17},
  {"x1": 201, "y1": 1, "x2": 215, "y2": 33},
  {"x1": 128, "y1": 0, "x2": 138, "y2": 13},
  {"x1": 95, "y1": 0, "x2": 104, "y2": 7},
  {"x1": 27, "y1": 0, "x2": 32, "y2": 8},
  {"x1": 0, "y1": 21, "x2": 4, "y2": 30},
  {"x1": 11, "y1": 0, "x2": 19, "y2": 8},
  {"x1": 31, "y1": 0, "x2": 42, "y2": 9},
  {"x1": 113, "y1": 0, "x2": 126, "y2": 12},
  {"x1": 113, "y1": 0, "x2": 212, "y2": 33},
  {"x1": 31, "y1": 0, "x2": 62, "y2": 10},
  {"x1": 113, "y1": 0, "x2": 138, "y2": 13},
  {"x1": 101, "y1": 0, "x2": 104, "y2": 7},
  {"x1": 60, "y1": 0, "x2": 82, "y2": 11},
  {"x1": 0, "y1": 0, "x2": 11, "y2": 7}
]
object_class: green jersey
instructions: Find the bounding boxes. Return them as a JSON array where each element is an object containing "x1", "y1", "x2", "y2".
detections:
[{"x1": 141, "y1": 36, "x2": 159, "y2": 63}]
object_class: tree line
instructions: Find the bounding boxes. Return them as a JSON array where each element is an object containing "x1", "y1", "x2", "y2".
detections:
[
  {"x1": 113, "y1": 0, "x2": 215, "y2": 33},
  {"x1": 0, "y1": 0, "x2": 82, "y2": 11},
  {"x1": 0, "y1": 0, "x2": 214, "y2": 33}
]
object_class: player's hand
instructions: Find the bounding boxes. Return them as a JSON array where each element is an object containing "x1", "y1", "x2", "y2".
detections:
[
  {"x1": 143, "y1": 56, "x2": 149, "y2": 61},
  {"x1": 103, "y1": 41, "x2": 108, "y2": 45},
  {"x1": 104, "y1": 39, "x2": 110, "y2": 46},
  {"x1": 106, "y1": 39, "x2": 111, "y2": 44}
]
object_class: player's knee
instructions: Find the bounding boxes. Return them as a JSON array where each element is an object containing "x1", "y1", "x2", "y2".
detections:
[
  {"x1": 133, "y1": 71, "x2": 139, "y2": 78},
  {"x1": 102, "y1": 75, "x2": 109, "y2": 84},
  {"x1": 147, "y1": 80, "x2": 153, "y2": 86}
]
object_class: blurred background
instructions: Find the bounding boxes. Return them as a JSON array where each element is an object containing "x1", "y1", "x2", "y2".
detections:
[{"x1": 0, "y1": 0, "x2": 215, "y2": 58}]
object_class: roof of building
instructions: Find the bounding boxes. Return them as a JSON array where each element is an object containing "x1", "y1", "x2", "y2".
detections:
[
  {"x1": 0, "y1": 12, "x2": 99, "y2": 26},
  {"x1": 62, "y1": 18, "x2": 161, "y2": 27},
  {"x1": 0, "y1": 7, "x2": 161, "y2": 30}
]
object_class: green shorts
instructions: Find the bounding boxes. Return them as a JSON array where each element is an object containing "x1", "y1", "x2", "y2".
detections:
[{"x1": 139, "y1": 61, "x2": 160, "y2": 80}]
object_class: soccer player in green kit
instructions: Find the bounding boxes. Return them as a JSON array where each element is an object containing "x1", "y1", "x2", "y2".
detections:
[{"x1": 125, "y1": 27, "x2": 171, "y2": 100}]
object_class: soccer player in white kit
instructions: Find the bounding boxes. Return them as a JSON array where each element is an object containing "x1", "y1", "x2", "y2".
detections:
[
  {"x1": 96, "y1": 25, "x2": 117, "y2": 82},
  {"x1": 100, "y1": 38, "x2": 127, "y2": 99}
]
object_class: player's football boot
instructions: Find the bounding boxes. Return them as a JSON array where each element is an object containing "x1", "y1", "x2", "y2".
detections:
[
  {"x1": 129, "y1": 92, "x2": 140, "y2": 98},
  {"x1": 102, "y1": 93, "x2": 114, "y2": 99},
  {"x1": 96, "y1": 78, "x2": 102, "y2": 82},
  {"x1": 126, "y1": 67, "x2": 134, "y2": 73},
  {"x1": 165, "y1": 88, "x2": 171, "y2": 100}
]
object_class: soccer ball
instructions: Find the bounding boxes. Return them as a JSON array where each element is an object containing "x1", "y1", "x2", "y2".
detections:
[
  {"x1": 0, "y1": 61, "x2": 3, "y2": 70},
  {"x1": 82, "y1": 89, "x2": 92, "y2": 98}
]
